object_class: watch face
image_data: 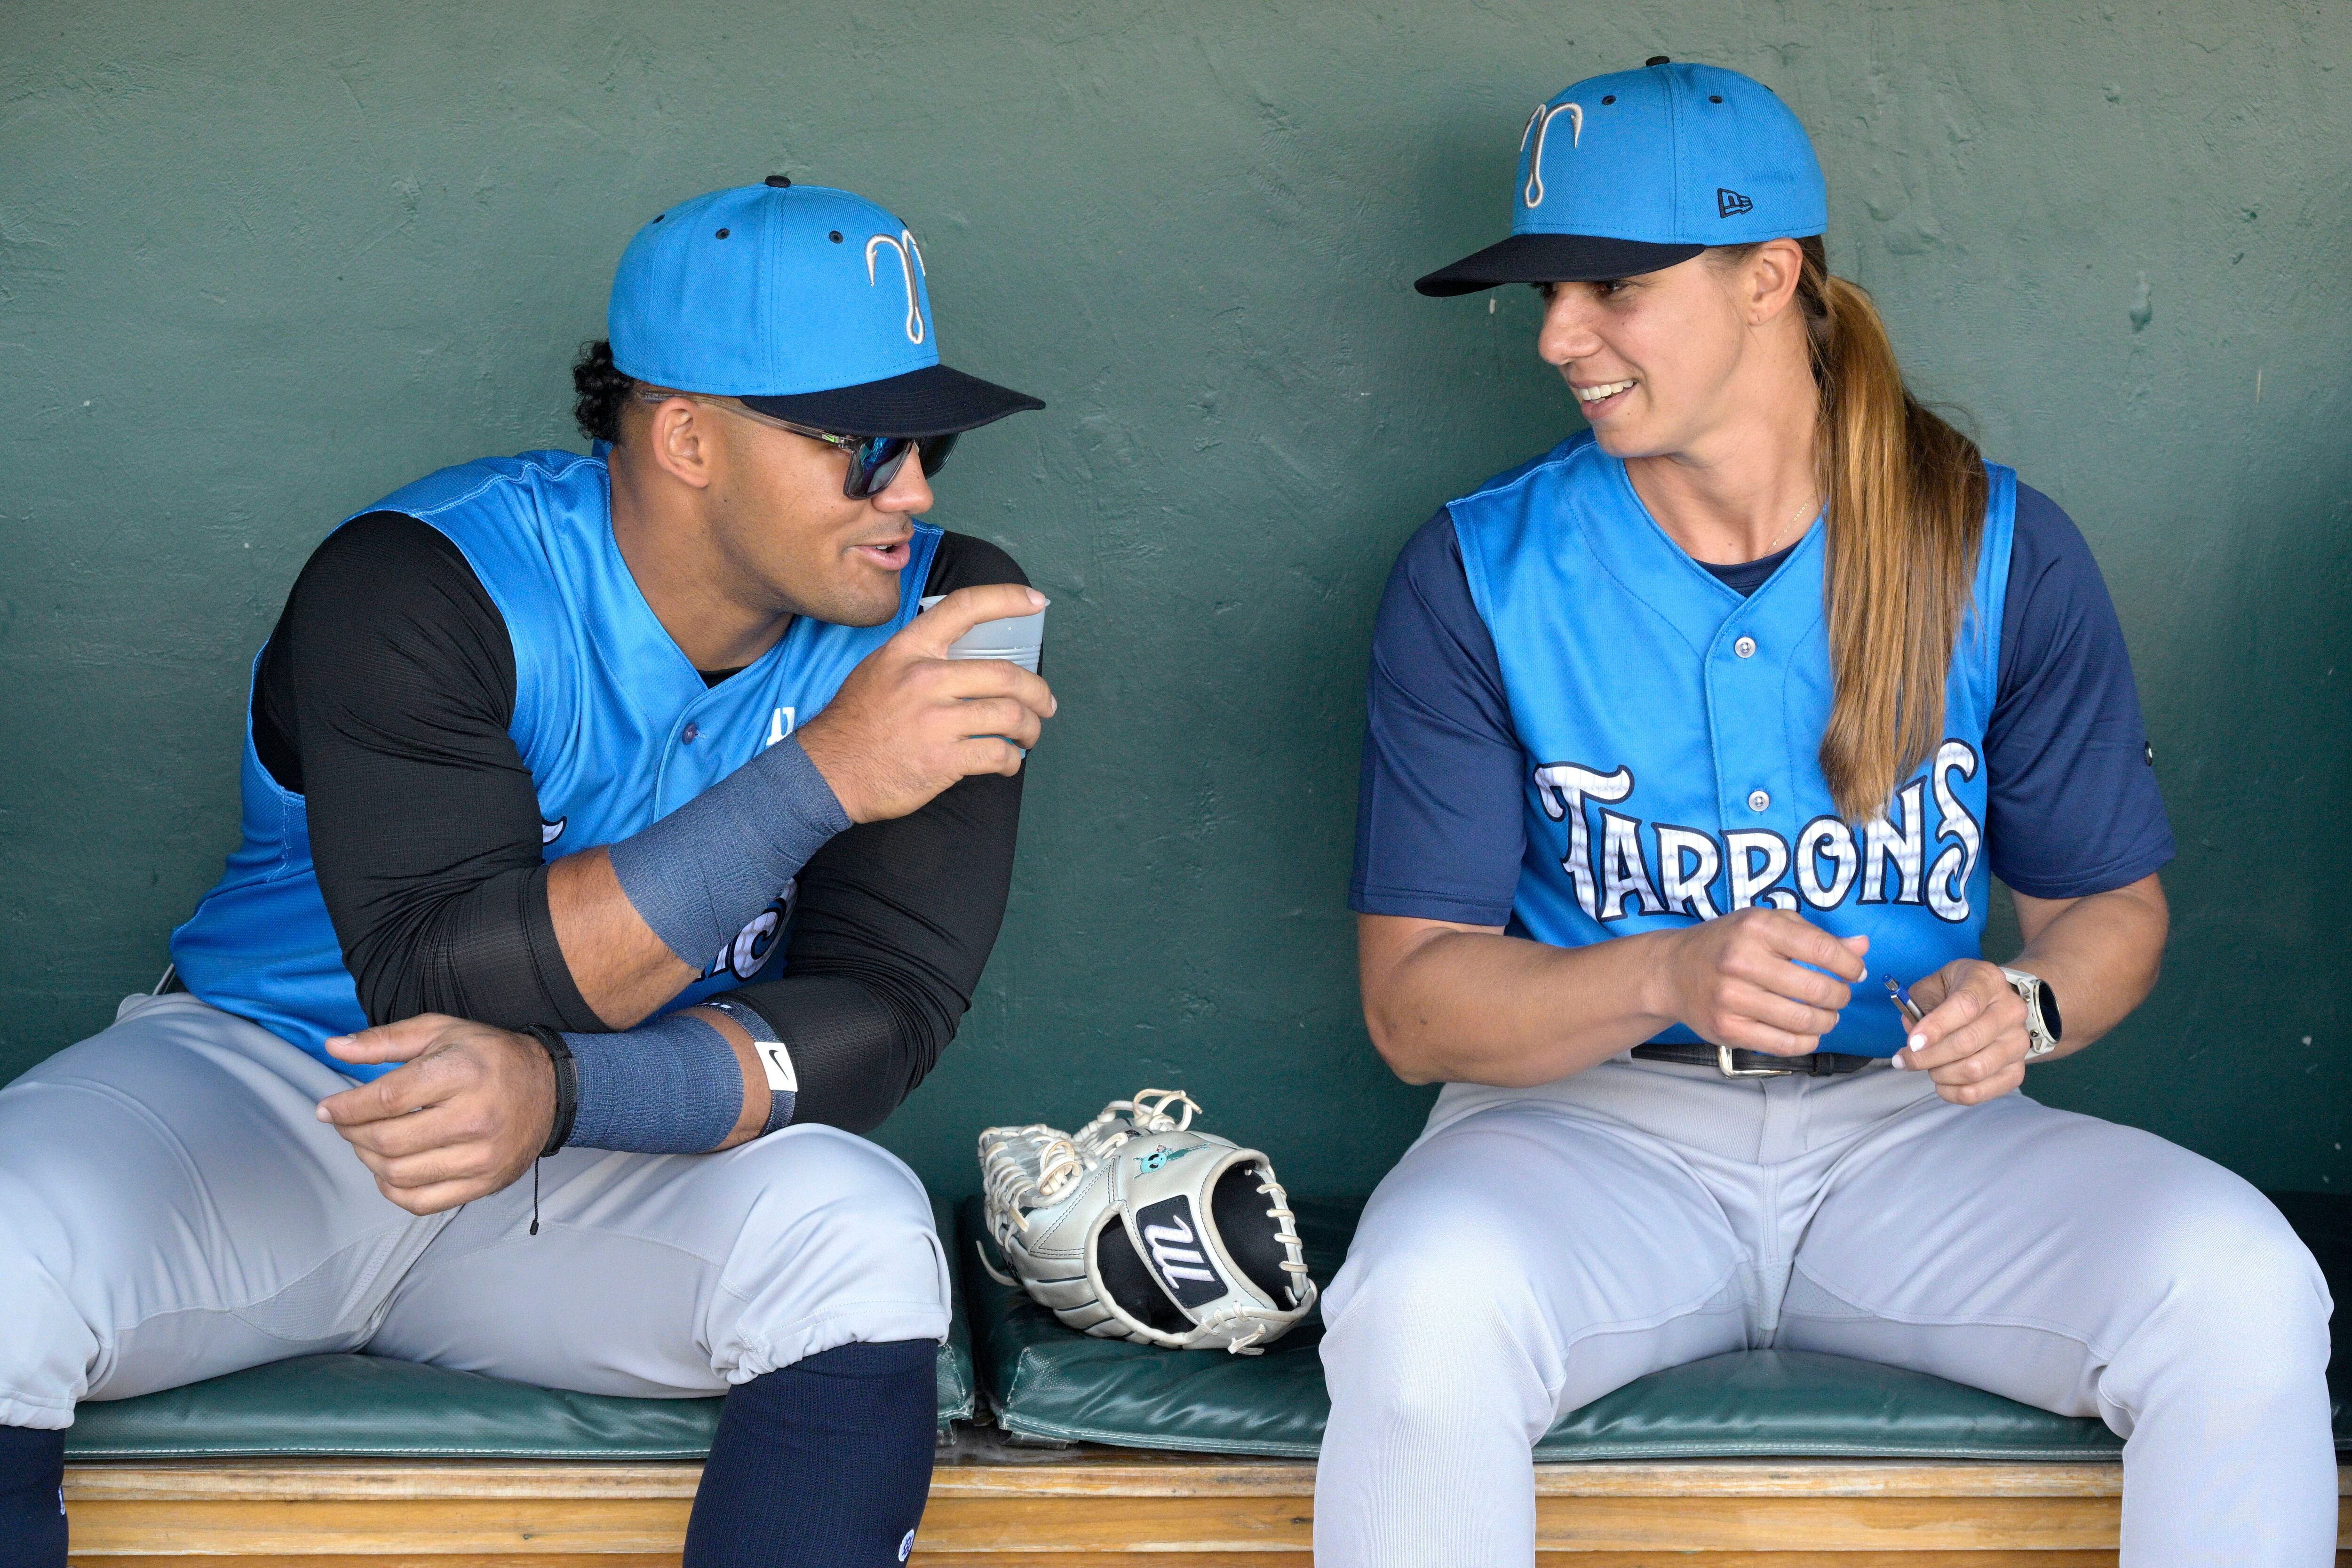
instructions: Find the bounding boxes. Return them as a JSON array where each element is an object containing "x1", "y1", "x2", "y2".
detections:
[{"x1": 2038, "y1": 981, "x2": 2062, "y2": 1043}]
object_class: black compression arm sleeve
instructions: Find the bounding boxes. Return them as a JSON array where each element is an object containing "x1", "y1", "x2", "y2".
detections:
[
  {"x1": 723, "y1": 533, "x2": 1030, "y2": 1133},
  {"x1": 255, "y1": 511, "x2": 603, "y2": 1033},
  {"x1": 258, "y1": 512, "x2": 1025, "y2": 1101}
]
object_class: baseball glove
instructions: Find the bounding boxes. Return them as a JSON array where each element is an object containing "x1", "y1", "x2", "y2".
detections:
[{"x1": 976, "y1": 1089, "x2": 1317, "y2": 1354}]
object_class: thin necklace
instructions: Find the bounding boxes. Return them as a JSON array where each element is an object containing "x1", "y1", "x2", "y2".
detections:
[{"x1": 1759, "y1": 496, "x2": 1820, "y2": 558}]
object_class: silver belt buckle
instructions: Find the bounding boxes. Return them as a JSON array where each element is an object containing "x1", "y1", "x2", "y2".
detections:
[{"x1": 1718, "y1": 1044, "x2": 1796, "y2": 1078}]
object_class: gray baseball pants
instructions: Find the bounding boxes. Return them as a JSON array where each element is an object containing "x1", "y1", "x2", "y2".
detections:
[
  {"x1": 1315, "y1": 1056, "x2": 2337, "y2": 1566},
  {"x1": 0, "y1": 992, "x2": 952, "y2": 1431}
]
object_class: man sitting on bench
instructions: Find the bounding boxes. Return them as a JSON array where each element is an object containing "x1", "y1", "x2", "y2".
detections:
[{"x1": 0, "y1": 178, "x2": 1054, "y2": 1568}]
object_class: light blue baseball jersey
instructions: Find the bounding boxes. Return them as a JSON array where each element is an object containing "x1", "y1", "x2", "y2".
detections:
[
  {"x1": 171, "y1": 449, "x2": 939, "y2": 1075},
  {"x1": 1447, "y1": 432, "x2": 2014, "y2": 1057}
]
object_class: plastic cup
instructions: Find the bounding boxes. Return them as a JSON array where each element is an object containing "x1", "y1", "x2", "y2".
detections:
[{"x1": 920, "y1": 594, "x2": 1047, "y2": 673}]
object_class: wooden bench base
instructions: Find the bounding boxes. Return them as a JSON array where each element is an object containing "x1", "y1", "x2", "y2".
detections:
[{"x1": 62, "y1": 1449, "x2": 2351, "y2": 1563}]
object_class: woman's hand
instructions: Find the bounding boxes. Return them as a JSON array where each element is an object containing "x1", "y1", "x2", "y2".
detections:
[
  {"x1": 1892, "y1": 959, "x2": 2030, "y2": 1105},
  {"x1": 1652, "y1": 909, "x2": 1869, "y2": 1056}
]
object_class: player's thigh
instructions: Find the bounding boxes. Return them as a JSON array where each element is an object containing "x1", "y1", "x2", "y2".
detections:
[
  {"x1": 0, "y1": 994, "x2": 442, "y2": 1421},
  {"x1": 1326, "y1": 1101, "x2": 1751, "y2": 1417},
  {"x1": 1784, "y1": 1091, "x2": 2327, "y2": 1417},
  {"x1": 370, "y1": 1122, "x2": 951, "y2": 1396}
]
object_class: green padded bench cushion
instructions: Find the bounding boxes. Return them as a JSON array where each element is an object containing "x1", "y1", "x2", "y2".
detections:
[
  {"x1": 64, "y1": 1196, "x2": 975, "y2": 1460},
  {"x1": 936, "y1": 1185, "x2": 979, "y2": 1419},
  {"x1": 961, "y1": 1192, "x2": 2352, "y2": 1461},
  {"x1": 65, "y1": 1353, "x2": 722, "y2": 1461}
]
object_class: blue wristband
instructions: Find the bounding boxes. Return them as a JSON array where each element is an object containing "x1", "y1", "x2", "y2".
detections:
[
  {"x1": 562, "y1": 1009, "x2": 743, "y2": 1154},
  {"x1": 607, "y1": 736, "x2": 850, "y2": 974}
]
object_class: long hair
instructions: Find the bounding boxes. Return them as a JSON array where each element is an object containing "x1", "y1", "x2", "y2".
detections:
[{"x1": 1772, "y1": 237, "x2": 1987, "y2": 821}]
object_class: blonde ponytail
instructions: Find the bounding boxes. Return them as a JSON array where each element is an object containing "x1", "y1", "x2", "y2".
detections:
[{"x1": 1792, "y1": 237, "x2": 1986, "y2": 822}]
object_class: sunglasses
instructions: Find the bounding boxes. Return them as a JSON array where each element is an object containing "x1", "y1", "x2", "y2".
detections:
[
  {"x1": 770, "y1": 421, "x2": 958, "y2": 501},
  {"x1": 637, "y1": 390, "x2": 955, "y2": 500}
]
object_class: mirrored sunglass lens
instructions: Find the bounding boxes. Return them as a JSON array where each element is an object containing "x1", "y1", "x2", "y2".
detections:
[
  {"x1": 845, "y1": 436, "x2": 916, "y2": 500},
  {"x1": 836, "y1": 433, "x2": 961, "y2": 499},
  {"x1": 918, "y1": 431, "x2": 957, "y2": 478}
]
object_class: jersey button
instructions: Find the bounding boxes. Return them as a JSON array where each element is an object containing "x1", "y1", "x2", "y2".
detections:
[
  {"x1": 682, "y1": 722, "x2": 700, "y2": 744},
  {"x1": 1734, "y1": 635, "x2": 1757, "y2": 659},
  {"x1": 1747, "y1": 788, "x2": 1771, "y2": 812}
]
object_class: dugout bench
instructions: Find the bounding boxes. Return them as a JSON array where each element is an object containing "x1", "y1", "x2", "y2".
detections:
[{"x1": 59, "y1": 1193, "x2": 2352, "y2": 1563}]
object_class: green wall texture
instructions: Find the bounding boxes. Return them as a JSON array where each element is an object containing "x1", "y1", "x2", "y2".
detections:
[{"x1": 4, "y1": 0, "x2": 2347, "y2": 1200}]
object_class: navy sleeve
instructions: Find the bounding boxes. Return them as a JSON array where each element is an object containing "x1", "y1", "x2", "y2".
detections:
[
  {"x1": 1349, "y1": 509, "x2": 1527, "y2": 925},
  {"x1": 1984, "y1": 485, "x2": 2175, "y2": 898}
]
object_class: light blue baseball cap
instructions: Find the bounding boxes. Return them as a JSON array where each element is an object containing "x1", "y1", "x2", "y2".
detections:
[
  {"x1": 1417, "y1": 58, "x2": 1827, "y2": 296},
  {"x1": 608, "y1": 176, "x2": 1043, "y2": 436}
]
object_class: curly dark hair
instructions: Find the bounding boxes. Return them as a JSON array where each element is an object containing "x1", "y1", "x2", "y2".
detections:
[{"x1": 571, "y1": 339, "x2": 639, "y2": 446}]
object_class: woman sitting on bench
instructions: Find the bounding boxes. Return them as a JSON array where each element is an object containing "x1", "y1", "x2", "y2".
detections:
[{"x1": 1320, "y1": 59, "x2": 2335, "y2": 1567}]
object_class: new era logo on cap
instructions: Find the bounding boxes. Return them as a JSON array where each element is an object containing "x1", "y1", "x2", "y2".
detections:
[{"x1": 1416, "y1": 60, "x2": 1828, "y2": 296}]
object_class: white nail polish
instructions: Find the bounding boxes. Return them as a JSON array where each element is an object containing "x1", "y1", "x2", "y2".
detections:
[{"x1": 1907, "y1": 1033, "x2": 1926, "y2": 1052}]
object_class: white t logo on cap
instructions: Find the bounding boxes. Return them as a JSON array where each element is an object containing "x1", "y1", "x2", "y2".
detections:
[
  {"x1": 865, "y1": 230, "x2": 929, "y2": 345},
  {"x1": 1519, "y1": 101, "x2": 1583, "y2": 207}
]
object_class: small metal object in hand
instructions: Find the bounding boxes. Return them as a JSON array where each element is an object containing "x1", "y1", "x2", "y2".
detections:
[{"x1": 1886, "y1": 977, "x2": 1924, "y2": 1028}]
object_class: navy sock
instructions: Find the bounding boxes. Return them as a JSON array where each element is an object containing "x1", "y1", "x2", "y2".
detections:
[
  {"x1": 0, "y1": 1426, "x2": 67, "y2": 1567},
  {"x1": 684, "y1": 1339, "x2": 937, "y2": 1568}
]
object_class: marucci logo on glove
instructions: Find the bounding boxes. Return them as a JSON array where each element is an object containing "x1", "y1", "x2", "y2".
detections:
[{"x1": 1136, "y1": 1196, "x2": 1225, "y2": 1307}]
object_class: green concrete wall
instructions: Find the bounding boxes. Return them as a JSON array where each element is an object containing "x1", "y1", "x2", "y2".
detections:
[{"x1": 4, "y1": 0, "x2": 2346, "y2": 1199}]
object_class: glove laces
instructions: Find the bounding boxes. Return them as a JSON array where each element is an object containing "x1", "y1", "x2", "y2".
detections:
[{"x1": 979, "y1": 1089, "x2": 1203, "y2": 1233}]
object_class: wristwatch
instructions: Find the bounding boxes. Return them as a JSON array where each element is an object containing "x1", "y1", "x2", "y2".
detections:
[{"x1": 1999, "y1": 968, "x2": 2063, "y2": 1059}]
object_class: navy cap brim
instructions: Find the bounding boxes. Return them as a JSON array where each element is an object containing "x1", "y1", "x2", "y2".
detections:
[
  {"x1": 1414, "y1": 232, "x2": 1706, "y2": 297},
  {"x1": 738, "y1": 363, "x2": 1044, "y2": 438}
]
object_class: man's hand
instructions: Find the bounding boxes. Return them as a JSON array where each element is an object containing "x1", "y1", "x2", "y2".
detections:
[
  {"x1": 796, "y1": 583, "x2": 1056, "y2": 823},
  {"x1": 1892, "y1": 959, "x2": 2030, "y2": 1106},
  {"x1": 1651, "y1": 909, "x2": 1869, "y2": 1057},
  {"x1": 316, "y1": 1015, "x2": 554, "y2": 1215}
]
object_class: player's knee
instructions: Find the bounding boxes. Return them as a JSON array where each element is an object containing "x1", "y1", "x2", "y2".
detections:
[
  {"x1": 2136, "y1": 1187, "x2": 2330, "y2": 1377},
  {"x1": 1324, "y1": 1223, "x2": 1555, "y2": 1424},
  {"x1": 1323, "y1": 1275, "x2": 1551, "y2": 1441},
  {"x1": 731, "y1": 1125, "x2": 938, "y2": 1249},
  {"x1": 721, "y1": 1127, "x2": 949, "y2": 1323},
  {"x1": 0, "y1": 1178, "x2": 88, "y2": 1427}
]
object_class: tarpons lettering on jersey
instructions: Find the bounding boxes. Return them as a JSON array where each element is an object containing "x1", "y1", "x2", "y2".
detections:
[
  {"x1": 1533, "y1": 740, "x2": 1984, "y2": 924},
  {"x1": 1446, "y1": 432, "x2": 2016, "y2": 1056}
]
